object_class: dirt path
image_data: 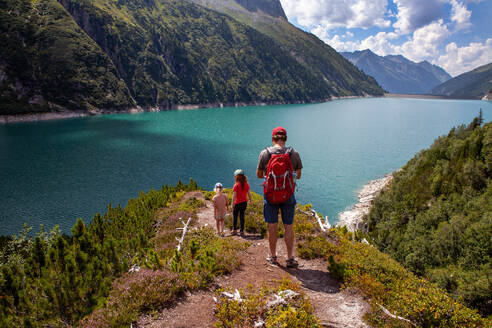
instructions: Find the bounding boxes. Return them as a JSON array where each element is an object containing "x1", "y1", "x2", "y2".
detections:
[{"x1": 138, "y1": 192, "x2": 370, "y2": 328}]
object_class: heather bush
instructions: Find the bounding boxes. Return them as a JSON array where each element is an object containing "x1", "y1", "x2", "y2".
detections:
[
  {"x1": 215, "y1": 279, "x2": 320, "y2": 328},
  {"x1": 79, "y1": 269, "x2": 185, "y2": 328},
  {"x1": 81, "y1": 226, "x2": 247, "y2": 327}
]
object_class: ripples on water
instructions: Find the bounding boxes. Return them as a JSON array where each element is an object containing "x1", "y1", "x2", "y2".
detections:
[{"x1": 0, "y1": 98, "x2": 491, "y2": 235}]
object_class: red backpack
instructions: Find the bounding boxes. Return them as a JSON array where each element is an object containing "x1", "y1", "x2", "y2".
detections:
[{"x1": 263, "y1": 147, "x2": 295, "y2": 204}]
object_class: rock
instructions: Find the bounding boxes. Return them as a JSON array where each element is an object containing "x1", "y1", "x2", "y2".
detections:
[{"x1": 337, "y1": 173, "x2": 394, "y2": 232}]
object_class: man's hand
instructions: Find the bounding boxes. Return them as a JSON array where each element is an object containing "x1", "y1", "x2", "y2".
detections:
[{"x1": 256, "y1": 169, "x2": 264, "y2": 179}]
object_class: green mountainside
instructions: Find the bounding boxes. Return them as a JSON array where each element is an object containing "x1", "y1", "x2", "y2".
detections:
[
  {"x1": 0, "y1": 0, "x2": 134, "y2": 115},
  {"x1": 367, "y1": 116, "x2": 492, "y2": 315},
  {"x1": 188, "y1": 0, "x2": 384, "y2": 97},
  {"x1": 430, "y1": 62, "x2": 492, "y2": 99},
  {"x1": 341, "y1": 49, "x2": 452, "y2": 94},
  {"x1": 0, "y1": 0, "x2": 383, "y2": 116}
]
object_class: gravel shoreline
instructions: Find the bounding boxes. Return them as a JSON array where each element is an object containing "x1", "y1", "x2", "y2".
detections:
[{"x1": 337, "y1": 173, "x2": 394, "y2": 232}]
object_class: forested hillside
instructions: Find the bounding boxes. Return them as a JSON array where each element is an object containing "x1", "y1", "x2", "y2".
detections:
[
  {"x1": 188, "y1": 0, "x2": 384, "y2": 97},
  {"x1": 367, "y1": 115, "x2": 492, "y2": 315},
  {"x1": 0, "y1": 0, "x2": 134, "y2": 115},
  {"x1": 430, "y1": 62, "x2": 492, "y2": 99},
  {"x1": 0, "y1": 0, "x2": 383, "y2": 116}
]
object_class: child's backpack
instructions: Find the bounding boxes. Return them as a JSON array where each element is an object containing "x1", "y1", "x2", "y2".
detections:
[{"x1": 263, "y1": 147, "x2": 295, "y2": 204}]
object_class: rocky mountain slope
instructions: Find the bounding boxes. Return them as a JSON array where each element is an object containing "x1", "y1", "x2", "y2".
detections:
[
  {"x1": 430, "y1": 62, "x2": 492, "y2": 99},
  {"x1": 341, "y1": 49, "x2": 452, "y2": 94},
  {"x1": 0, "y1": 0, "x2": 134, "y2": 115},
  {"x1": 0, "y1": 0, "x2": 383, "y2": 116},
  {"x1": 188, "y1": 0, "x2": 384, "y2": 98}
]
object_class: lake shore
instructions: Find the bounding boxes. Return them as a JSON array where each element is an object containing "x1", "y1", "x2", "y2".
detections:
[
  {"x1": 0, "y1": 95, "x2": 375, "y2": 124},
  {"x1": 384, "y1": 93, "x2": 448, "y2": 99},
  {"x1": 337, "y1": 173, "x2": 394, "y2": 232}
]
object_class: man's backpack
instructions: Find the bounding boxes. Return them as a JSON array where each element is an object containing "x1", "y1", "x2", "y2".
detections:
[{"x1": 263, "y1": 147, "x2": 295, "y2": 204}]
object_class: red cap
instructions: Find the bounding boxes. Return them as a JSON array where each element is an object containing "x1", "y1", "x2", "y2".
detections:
[{"x1": 272, "y1": 126, "x2": 287, "y2": 136}]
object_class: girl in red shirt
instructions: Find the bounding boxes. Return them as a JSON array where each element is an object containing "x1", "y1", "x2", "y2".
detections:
[{"x1": 232, "y1": 169, "x2": 252, "y2": 236}]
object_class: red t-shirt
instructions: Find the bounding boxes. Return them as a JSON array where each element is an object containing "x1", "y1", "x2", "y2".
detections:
[{"x1": 233, "y1": 181, "x2": 249, "y2": 204}]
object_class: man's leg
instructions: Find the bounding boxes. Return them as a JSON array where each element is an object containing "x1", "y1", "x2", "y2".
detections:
[
  {"x1": 280, "y1": 195, "x2": 296, "y2": 260},
  {"x1": 284, "y1": 224, "x2": 294, "y2": 259},
  {"x1": 268, "y1": 222, "x2": 278, "y2": 257},
  {"x1": 264, "y1": 197, "x2": 280, "y2": 259}
]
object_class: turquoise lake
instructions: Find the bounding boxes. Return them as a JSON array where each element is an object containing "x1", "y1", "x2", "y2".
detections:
[{"x1": 1, "y1": 97, "x2": 491, "y2": 235}]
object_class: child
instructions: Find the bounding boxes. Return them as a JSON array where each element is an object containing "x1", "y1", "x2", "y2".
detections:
[
  {"x1": 212, "y1": 182, "x2": 228, "y2": 236},
  {"x1": 232, "y1": 169, "x2": 252, "y2": 236}
]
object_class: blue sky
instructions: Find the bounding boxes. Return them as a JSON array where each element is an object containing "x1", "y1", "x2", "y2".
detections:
[{"x1": 280, "y1": 0, "x2": 492, "y2": 76}]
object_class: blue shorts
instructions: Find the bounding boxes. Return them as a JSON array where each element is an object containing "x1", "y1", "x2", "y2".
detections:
[{"x1": 264, "y1": 195, "x2": 296, "y2": 225}]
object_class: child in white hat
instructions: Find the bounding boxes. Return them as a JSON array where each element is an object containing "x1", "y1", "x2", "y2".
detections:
[{"x1": 212, "y1": 182, "x2": 229, "y2": 236}]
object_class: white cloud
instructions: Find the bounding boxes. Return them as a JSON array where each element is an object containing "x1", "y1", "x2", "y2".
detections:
[
  {"x1": 280, "y1": 0, "x2": 390, "y2": 29},
  {"x1": 393, "y1": 0, "x2": 445, "y2": 34},
  {"x1": 316, "y1": 20, "x2": 450, "y2": 62},
  {"x1": 312, "y1": 26, "x2": 361, "y2": 52},
  {"x1": 449, "y1": 0, "x2": 472, "y2": 30},
  {"x1": 285, "y1": 1, "x2": 489, "y2": 76},
  {"x1": 398, "y1": 19, "x2": 451, "y2": 61},
  {"x1": 360, "y1": 32, "x2": 399, "y2": 55},
  {"x1": 437, "y1": 39, "x2": 492, "y2": 76}
]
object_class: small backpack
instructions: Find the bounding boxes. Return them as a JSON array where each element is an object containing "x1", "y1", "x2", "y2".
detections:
[{"x1": 263, "y1": 147, "x2": 295, "y2": 204}]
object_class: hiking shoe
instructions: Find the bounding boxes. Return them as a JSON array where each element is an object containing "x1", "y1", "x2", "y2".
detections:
[
  {"x1": 266, "y1": 255, "x2": 278, "y2": 265},
  {"x1": 286, "y1": 258, "x2": 299, "y2": 268}
]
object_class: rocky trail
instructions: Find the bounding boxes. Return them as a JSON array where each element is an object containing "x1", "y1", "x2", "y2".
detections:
[{"x1": 138, "y1": 192, "x2": 370, "y2": 328}]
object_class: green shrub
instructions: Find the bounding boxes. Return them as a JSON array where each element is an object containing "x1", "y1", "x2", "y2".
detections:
[
  {"x1": 215, "y1": 278, "x2": 320, "y2": 328},
  {"x1": 316, "y1": 228, "x2": 490, "y2": 327},
  {"x1": 367, "y1": 120, "x2": 492, "y2": 315}
]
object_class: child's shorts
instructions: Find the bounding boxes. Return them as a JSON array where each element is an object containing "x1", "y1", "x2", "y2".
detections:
[{"x1": 215, "y1": 213, "x2": 226, "y2": 220}]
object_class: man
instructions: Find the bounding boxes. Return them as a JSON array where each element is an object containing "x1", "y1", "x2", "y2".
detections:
[{"x1": 256, "y1": 126, "x2": 302, "y2": 268}]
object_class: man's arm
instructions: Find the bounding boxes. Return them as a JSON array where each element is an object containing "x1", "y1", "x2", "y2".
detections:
[
  {"x1": 296, "y1": 169, "x2": 302, "y2": 179},
  {"x1": 257, "y1": 150, "x2": 267, "y2": 178}
]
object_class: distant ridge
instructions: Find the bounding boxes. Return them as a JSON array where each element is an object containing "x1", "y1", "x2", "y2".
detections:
[
  {"x1": 430, "y1": 62, "x2": 492, "y2": 100},
  {"x1": 341, "y1": 49, "x2": 452, "y2": 94}
]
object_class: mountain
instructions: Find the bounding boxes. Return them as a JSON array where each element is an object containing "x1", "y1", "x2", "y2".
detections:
[
  {"x1": 188, "y1": 0, "x2": 384, "y2": 97},
  {"x1": 430, "y1": 62, "x2": 492, "y2": 100},
  {"x1": 367, "y1": 117, "x2": 492, "y2": 315},
  {"x1": 341, "y1": 49, "x2": 452, "y2": 94},
  {"x1": 0, "y1": 0, "x2": 135, "y2": 115},
  {"x1": 0, "y1": 0, "x2": 383, "y2": 116}
]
